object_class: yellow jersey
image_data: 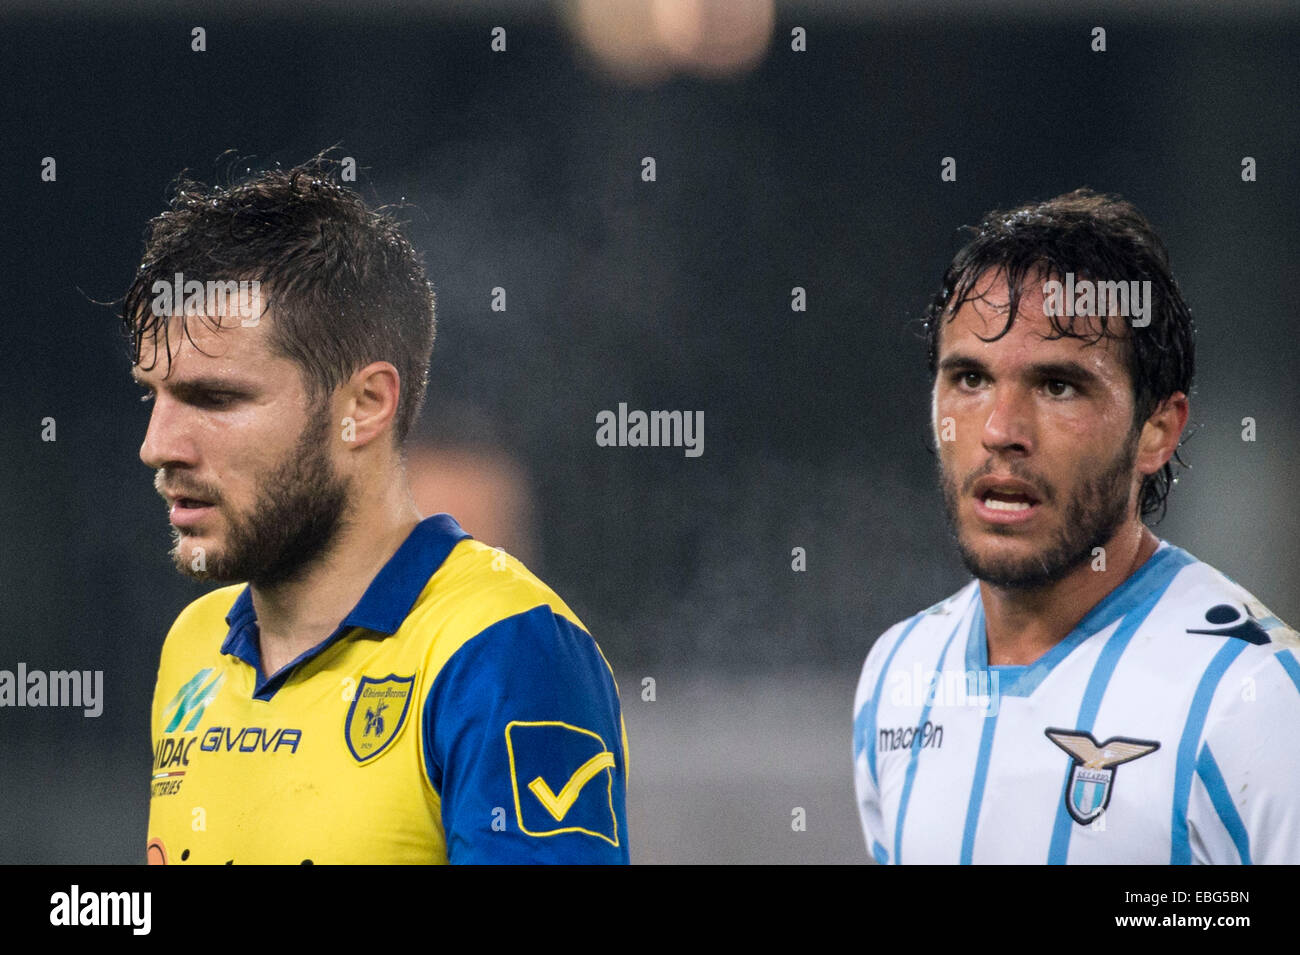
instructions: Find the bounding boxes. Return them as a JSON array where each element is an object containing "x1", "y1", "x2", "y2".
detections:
[{"x1": 146, "y1": 514, "x2": 629, "y2": 863}]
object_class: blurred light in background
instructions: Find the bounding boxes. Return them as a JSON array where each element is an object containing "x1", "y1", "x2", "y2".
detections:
[{"x1": 567, "y1": 0, "x2": 775, "y2": 84}]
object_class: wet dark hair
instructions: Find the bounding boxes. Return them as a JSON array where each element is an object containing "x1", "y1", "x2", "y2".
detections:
[
  {"x1": 922, "y1": 187, "x2": 1195, "y2": 521},
  {"x1": 121, "y1": 152, "x2": 436, "y2": 447}
]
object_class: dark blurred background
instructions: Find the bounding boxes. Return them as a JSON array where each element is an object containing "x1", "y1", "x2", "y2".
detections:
[{"x1": 1, "y1": 0, "x2": 1296, "y2": 864}]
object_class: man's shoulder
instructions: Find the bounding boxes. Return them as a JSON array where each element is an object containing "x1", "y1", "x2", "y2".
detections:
[
  {"x1": 864, "y1": 581, "x2": 979, "y2": 670},
  {"x1": 404, "y1": 539, "x2": 596, "y2": 673},
  {"x1": 1152, "y1": 545, "x2": 1298, "y2": 651},
  {"x1": 1118, "y1": 546, "x2": 1300, "y2": 732},
  {"x1": 1183, "y1": 585, "x2": 1300, "y2": 745},
  {"x1": 160, "y1": 584, "x2": 246, "y2": 658},
  {"x1": 853, "y1": 581, "x2": 978, "y2": 720},
  {"x1": 414, "y1": 538, "x2": 585, "y2": 630}
]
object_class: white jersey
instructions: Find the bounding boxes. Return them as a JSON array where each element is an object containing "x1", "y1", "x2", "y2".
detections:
[{"x1": 852, "y1": 542, "x2": 1300, "y2": 864}]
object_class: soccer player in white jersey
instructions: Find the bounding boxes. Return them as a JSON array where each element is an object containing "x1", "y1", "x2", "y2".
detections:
[{"x1": 853, "y1": 188, "x2": 1300, "y2": 865}]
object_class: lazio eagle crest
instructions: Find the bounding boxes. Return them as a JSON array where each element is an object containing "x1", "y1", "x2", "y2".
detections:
[
  {"x1": 345, "y1": 674, "x2": 416, "y2": 764},
  {"x1": 1045, "y1": 728, "x2": 1160, "y2": 825}
]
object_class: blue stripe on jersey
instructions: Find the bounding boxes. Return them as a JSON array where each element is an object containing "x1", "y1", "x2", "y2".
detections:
[
  {"x1": 855, "y1": 613, "x2": 927, "y2": 785},
  {"x1": 871, "y1": 840, "x2": 889, "y2": 865},
  {"x1": 893, "y1": 605, "x2": 970, "y2": 865},
  {"x1": 1275, "y1": 649, "x2": 1300, "y2": 695},
  {"x1": 960, "y1": 600, "x2": 994, "y2": 865},
  {"x1": 1044, "y1": 552, "x2": 1190, "y2": 863},
  {"x1": 1170, "y1": 639, "x2": 1250, "y2": 864},
  {"x1": 1195, "y1": 743, "x2": 1252, "y2": 864},
  {"x1": 965, "y1": 546, "x2": 1194, "y2": 699}
]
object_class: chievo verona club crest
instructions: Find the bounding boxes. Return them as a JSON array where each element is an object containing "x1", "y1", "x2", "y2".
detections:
[
  {"x1": 344, "y1": 674, "x2": 416, "y2": 763},
  {"x1": 1044, "y1": 729, "x2": 1160, "y2": 825}
]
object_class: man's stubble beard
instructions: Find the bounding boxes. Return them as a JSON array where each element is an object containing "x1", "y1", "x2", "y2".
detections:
[
  {"x1": 939, "y1": 430, "x2": 1139, "y2": 591},
  {"x1": 171, "y1": 405, "x2": 353, "y2": 588}
]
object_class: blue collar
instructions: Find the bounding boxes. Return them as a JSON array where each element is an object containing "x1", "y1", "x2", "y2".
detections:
[
  {"x1": 965, "y1": 542, "x2": 1195, "y2": 698},
  {"x1": 220, "y1": 513, "x2": 472, "y2": 700}
]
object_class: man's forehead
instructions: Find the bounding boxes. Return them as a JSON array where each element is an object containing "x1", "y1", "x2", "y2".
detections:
[
  {"x1": 956, "y1": 266, "x2": 1056, "y2": 323},
  {"x1": 132, "y1": 313, "x2": 273, "y2": 381},
  {"x1": 940, "y1": 267, "x2": 1128, "y2": 364}
]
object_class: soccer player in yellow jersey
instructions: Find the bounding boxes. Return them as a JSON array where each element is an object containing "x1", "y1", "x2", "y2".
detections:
[{"x1": 123, "y1": 157, "x2": 629, "y2": 864}]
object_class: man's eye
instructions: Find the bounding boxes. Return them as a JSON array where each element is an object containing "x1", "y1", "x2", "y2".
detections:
[
  {"x1": 1044, "y1": 380, "x2": 1076, "y2": 398},
  {"x1": 956, "y1": 372, "x2": 983, "y2": 389}
]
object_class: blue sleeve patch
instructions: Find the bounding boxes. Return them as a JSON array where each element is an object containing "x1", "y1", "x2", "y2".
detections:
[
  {"x1": 506, "y1": 721, "x2": 619, "y2": 845},
  {"x1": 423, "y1": 605, "x2": 629, "y2": 864}
]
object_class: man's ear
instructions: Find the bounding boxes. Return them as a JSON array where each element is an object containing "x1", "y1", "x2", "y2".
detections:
[
  {"x1": 337, "y1": 361, "x2": 401, "y2": 450},
  {"x1": 1136, "y1": 391, "x2": 1189, "y2": 478}
]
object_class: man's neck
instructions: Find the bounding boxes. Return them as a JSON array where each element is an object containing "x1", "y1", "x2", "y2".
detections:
[
  {"x1": 250, "y1": 485, "x2": 422, "y2": 677},
  {"x1": 981, "y1": 522, "x2": 1159, "y2": 666}
]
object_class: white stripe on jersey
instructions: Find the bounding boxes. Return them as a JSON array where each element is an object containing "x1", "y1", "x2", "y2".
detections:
[{"x1": 852, "y1": 542, "x2": 1300, "y2": 864}]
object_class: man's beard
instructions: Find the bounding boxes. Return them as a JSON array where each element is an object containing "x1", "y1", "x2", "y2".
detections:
[
  {"x1": 170, "y1": 408, "x2": 351, "y2": 588},
  {"x1": 939, "y1": 433, "x2": 1138, "y2": 591}
]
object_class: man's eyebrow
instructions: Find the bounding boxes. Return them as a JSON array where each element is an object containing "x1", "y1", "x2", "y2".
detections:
[
  {"x1": 936, "y1": 354, "x2": 1101, "y2": 386},
  {"x1": 130, "y1": 371, "x2": 257, "y2": 394},
  {"x1": 936, "y1": 353, "x2": 989, "y2": 374},
  {"x1": 1025, "y1": 360, "x2": 1102, "y2": 385}
]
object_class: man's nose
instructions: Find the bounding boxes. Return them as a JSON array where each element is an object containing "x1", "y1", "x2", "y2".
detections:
[
  {"x1": 982, "y1": 385, "x2": 1035, "y2": 455},
  {"x1": 139, "y1": 396, "x2": 198, "y2": 470}
]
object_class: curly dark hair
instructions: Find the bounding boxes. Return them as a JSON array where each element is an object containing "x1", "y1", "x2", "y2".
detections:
[
  {"x1": 922, "y1": 187, "x2": 1195, "y2": 522},
  {"x1": 121, "y1": 152, "x2": 436, "y2": 447}
]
